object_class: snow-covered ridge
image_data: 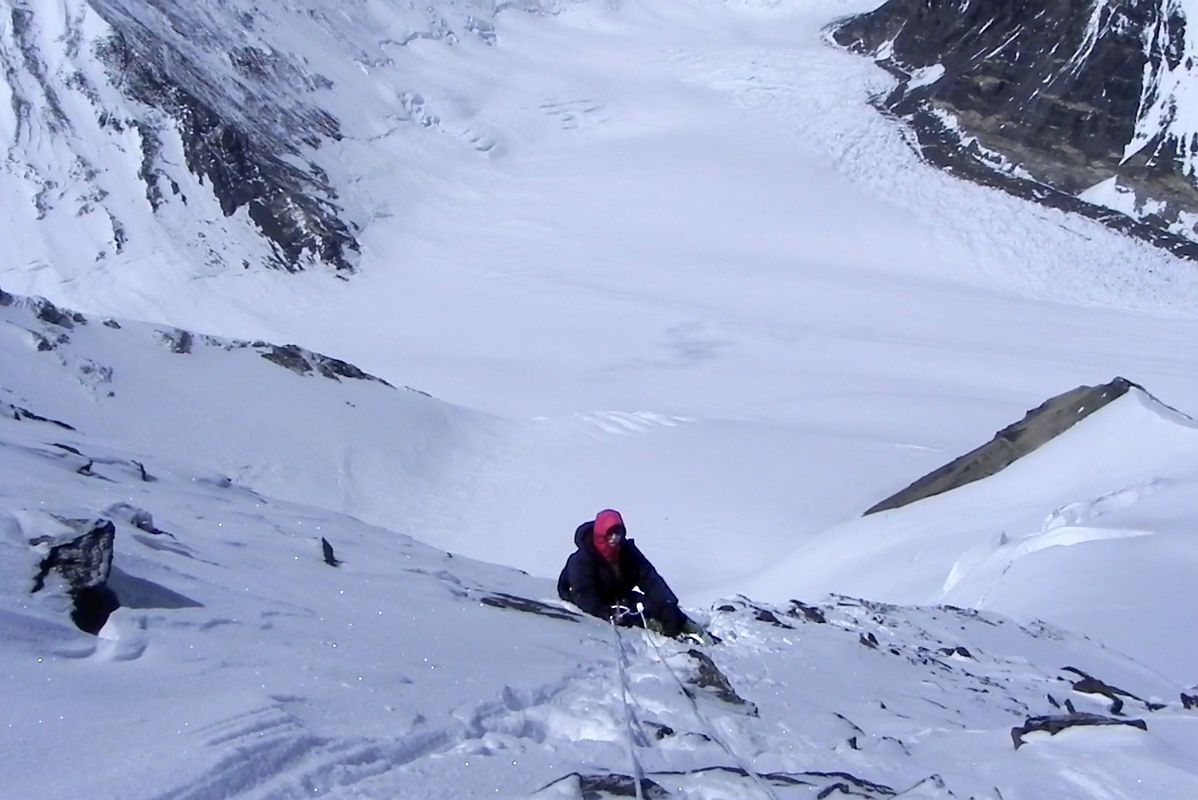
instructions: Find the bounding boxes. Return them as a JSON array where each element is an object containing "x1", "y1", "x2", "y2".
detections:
[
  {"x1": 831, "y1": 0, "x2": 1198, "y2": 258},
  {"x1": 745, "y1": 383, "x2": 1198, "y2": 683},
  {"x1": 0, "y1": 283, "x2": 504, "y2": 538}
]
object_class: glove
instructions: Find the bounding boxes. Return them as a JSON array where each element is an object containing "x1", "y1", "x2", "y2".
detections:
[{"x1": 609, "y1": 605, "x2": 636, "y2": 626}]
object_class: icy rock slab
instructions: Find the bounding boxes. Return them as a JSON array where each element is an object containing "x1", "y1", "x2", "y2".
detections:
[{"x1": 865, "y1": 377, "x2": 1140, "y2": 514}]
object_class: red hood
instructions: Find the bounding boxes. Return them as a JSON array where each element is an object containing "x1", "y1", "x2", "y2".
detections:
[{"x1": 592, "y1": 509, "x2": 624, "y2": 564}]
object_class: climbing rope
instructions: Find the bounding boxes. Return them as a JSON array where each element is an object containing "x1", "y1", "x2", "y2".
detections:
[
  {"x1": 636, "y1": 604, "x2": 782, "y2": 800},
  {"x1": 611, "y1": 613, "x2": 646, "y2": 800}
]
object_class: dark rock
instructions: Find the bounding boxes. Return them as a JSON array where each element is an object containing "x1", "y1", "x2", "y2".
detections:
[
  {"x1": 865, "y1": 378, "x2": 1139, "y2": 514},
  {"x1": 536, "y1": 772, "x2": 670, "y2": 799},
  {"x1": 752, "y1": 608, "x2": 793, "y2": 628},
  {"x1": 860, "y1": 632, "x2": 880, "y2": 649},
  {"x1": 261, "y1": 345, "x2": 313, "y2": 375},
  {"x1": 0, "y1": 285, "x2": 12, "y2": 305},
  {"x1": 831, "y1": 0, "x2": 1198, "y2": 259},
  {"x1": 685, "y1": 648, "x2": 757, "y2": 714},
  {"x1": 259, "y1": 343, "x2": 392, "y2": 386},
  {"x1": 477, "y1": 592, "x2": 582, "y2": 623},
  {"x1": 321, "y1": 537, "x2": 340, "y2": 567},
  {"x1": 30, "y1": 519, "x2": 114, "y2": 591},
  {"x1": 156, "y1": 328, "x2": 194, "y2": 354},
  {"x1": 938, "y1": 646, "x2": 974, "y2": 660},
  {"x1": 102, "y1": 319, "x2": 122, "y2": 329},
  {"x1": 93, "y1": 25, "x2": 357, "y2": 273},
  {"x1": 1063, "y1": 666, "x2": 1160, "y2": 714},
  {"x1": 788, "y1": 600, "x2": 827, "y2": 624},
  {"x1": 28, "y1": 296, "x2": 82, "y2": 328},
  {"x1": 540, "y1": 766, "x2": 893, "y2": 799},
  {"x1": 1011, "y1": 712, "x2": 1146, "y2": 750},
  {"x1": 8, "y1": 405, "x2": 75, "y2": 430},
  {"x1": 1182, "y1": 693, "x2": 1197, "y2": 709},
  {"x1": 643, "y1": 722, "x2": 675, "y2": 740},
  {"x1": 30, "y1": 519, "x2": 121, "y2": 634},
  {"x1": 32, "y1": 331, "x2": 59, "y2": 351},
  {"x1": 805, "y1": 771, "x2": 898, "y2": 799},
  {"x1": 131, "y1": 460, "x2": 156, "y2": 482},
  {"x1": 104, "y1": 503, "x2": 171, "y2": 536},
  {"x1": 312, "y1": 352, "x2": 390, "y2": 385}
]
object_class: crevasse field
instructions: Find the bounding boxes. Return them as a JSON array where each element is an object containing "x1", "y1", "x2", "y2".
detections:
[{"x1": 4, "y1": 1, "x2": 1198, "y2": 798}]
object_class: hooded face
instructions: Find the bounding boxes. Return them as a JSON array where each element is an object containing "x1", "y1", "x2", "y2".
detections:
[{"x1": 592, "y1": 509, "x2": 625, "y2": 563}]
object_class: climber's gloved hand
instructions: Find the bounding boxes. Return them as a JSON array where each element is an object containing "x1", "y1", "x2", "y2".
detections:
[{"x1": 609, "y1": 605, "x2": 636, "y2": 626}]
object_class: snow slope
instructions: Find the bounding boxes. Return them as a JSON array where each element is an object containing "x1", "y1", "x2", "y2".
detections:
[
  {"x1": 13, "y1": 0, "x2": 1195, "y2": 598},
  {"x1": 741, "y1": 387, "x2": 1198, "y2": 683},
  {"x1": 4, "y1": 363, "x2": 1197, "y2": 797},
  {"x1": 0, "y1": 288, "x2": 510, "y2": 540},
  {"x1": 3, "y1": 0, "x2": 1198, "y2": 797}
]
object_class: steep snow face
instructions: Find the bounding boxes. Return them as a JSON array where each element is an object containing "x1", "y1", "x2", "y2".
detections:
[
  {"x1": 741, "y1": 389, "x2": 1198, "y2": 683},
  {"x1": 832, "y1": 0, "x2": 1198, "y2": 257},
  {"x1": 4, "y1": 385, "x2": 1197, "y2": 799},
  {"x1": 0, "y1": 286, "x2": 510, "y2": 540}
]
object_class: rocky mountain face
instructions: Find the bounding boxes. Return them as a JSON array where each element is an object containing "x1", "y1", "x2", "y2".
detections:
[
  {"x1": 832, "y1": 0, "x2": 1198, "y2": 260},
  {"x1": 0, "y1": 0, "x2": 561, "y2": 277}
]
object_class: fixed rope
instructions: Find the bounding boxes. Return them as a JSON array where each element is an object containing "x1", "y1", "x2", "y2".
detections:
[
  {"x1": 611, "y1": 613, "x2": 646, "y2": 800},
  {"x1": 636, "y1": 604, "x2": 782, "y2": 800}
]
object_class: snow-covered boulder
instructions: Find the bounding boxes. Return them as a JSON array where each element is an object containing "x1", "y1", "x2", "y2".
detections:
[{"x1": 5, "y1": 512, "x2": 119, "y2": 634}]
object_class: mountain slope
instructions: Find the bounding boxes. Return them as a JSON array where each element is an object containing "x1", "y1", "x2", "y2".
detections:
[
  {"x1": 831, "y1": 0, "x2": 1198, "y2": 257},
  {"x1": 4, "y1": 3, "x2": 1198, "y2": 796},
  {"x1": 743, "y1": 386, "x2": 1198, "y2": 682},
  {"x1": 4, "y1": 290, "x2": 1198, "y2": 800},
  {"x1": 0, "y1": 284, "x2": 506, "y2": 537},
  {"x1": 0, "y1": 0, "x2": 562, "y2": 278},
  {"x1": 5, "y1": 396, "x2": 1197, "y2": 798}
]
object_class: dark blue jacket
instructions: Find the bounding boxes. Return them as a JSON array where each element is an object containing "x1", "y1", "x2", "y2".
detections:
[{"x1": 557, "y1": 520, "x2": 679, "y2": 620}]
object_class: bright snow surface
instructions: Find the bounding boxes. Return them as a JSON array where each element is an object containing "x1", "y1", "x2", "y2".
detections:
[{"x1": 4, "y1": 0, "x2": 1198, "y2": 798}]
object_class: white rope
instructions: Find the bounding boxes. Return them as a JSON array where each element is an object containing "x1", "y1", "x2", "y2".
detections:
[
  {"x1": 611, "y1": 615, "x2": 645, "y2": 800},
  {"x1": 637, "y1": 605, "x2": 781, "y2": 800}
]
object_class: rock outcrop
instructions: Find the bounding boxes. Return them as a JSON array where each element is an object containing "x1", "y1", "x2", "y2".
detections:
[
  {"x1": 91, "y1": 6, "x2": 358, "y2": 273},
  {"x1": 865, "y1": 377, "x2": 1139, "y2": 515},
  {"x1": 30, "y1": 518, "x2": 121, "y2": 634},
  {"x1": 1011, "y1": 711, "x2": 1147, "y2": 749},
  {"x1": 831, "y1": 0, "x2": 1198, "y2": 259}
]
